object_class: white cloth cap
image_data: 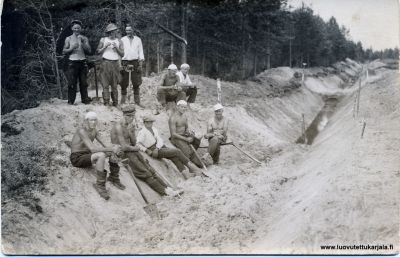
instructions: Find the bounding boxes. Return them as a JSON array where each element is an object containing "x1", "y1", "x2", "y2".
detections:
[
  {"x1": 180, "y1": 63, "x2": 190, "y2": 69},
  {"x1": 85, "y1": 111, "x2": 97, "y2": 120},
  {"x1": 177, "y1": 100, "x2": 188, "y2": 106},
  {"x1": 213, "y1": 103, "x2": 224, "y2": 111},
  {"x1": 168, "y1": 64, "x2": 178, "y2": 70}
]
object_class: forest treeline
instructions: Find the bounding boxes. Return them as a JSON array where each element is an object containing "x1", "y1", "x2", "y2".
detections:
[{"x1": 2, "y1": 0, "x2": 399, "y2": 113}]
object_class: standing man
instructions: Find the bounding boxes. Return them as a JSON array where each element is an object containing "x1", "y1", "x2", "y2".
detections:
[
  {"x1": 63, "y1": 20, "x2": 92, "y2": 105},
  {"x1": 156, "y1": 64, "x2": 186, "y2": 114},
  {"x1": 204, "y1": 104, "x2": 229, "y2": 165},
  {"x1": 137, "y1": 115, "x2": 202, "y2": 178},
  {"x1": 177, "y1": 63, "x2": 197, "y2": 106},
  {"x1": 96, "y1": 23, "x2": 124, "y2": 107},
  {"x1": 120, "y1": 25, "x2": 145, "y2": 107},
  {"x1": 70, "y1": 111, "x2": 123, "y2": 200},
  {"x1": 168, "y1": 100, "x2": 203, "y2": 168},
  {"x1": 111, "y1": 105, "x2": 182, "y2": 196}
]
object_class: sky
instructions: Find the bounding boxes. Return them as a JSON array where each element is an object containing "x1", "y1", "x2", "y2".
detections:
[{"x1": 288, "y1": 0, "x2": 399, "y2": 51}]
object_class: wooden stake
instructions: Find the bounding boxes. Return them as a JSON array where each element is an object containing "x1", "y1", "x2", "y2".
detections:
[{"x1": 361, "y1": 122, "x2": 366, "y2": 139}]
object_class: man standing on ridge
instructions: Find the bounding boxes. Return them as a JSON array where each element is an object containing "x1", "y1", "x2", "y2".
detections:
[
  {"x1": 169, "y1": 100, "x2": 203, "y2": 168},
  {"x1": 120, "y1": 25, "x2": 145, "y2": 107},
  {"x1": 70, "y1": 111, "x2": 123, "y2": 200},
  {"x1": 96, "y1": 23, "x2": 124, "y2": 107},
  {"x1": 63, "y1": 20, "x2": 92, "y2": 105}
]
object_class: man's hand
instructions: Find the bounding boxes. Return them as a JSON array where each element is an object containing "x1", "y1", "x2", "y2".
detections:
[
  {"x1": 186, "y1": 137, "x2": 194, "y2": 143},
  {"x1": 71, "y1": 42, "x2": 79, "y2": 50},
  {"x1": 130, "y1": 146, "x2": 140, "y2": 152},
  {"x1": 145, "y1": 149, "x2": 153, "y2": 156},
  {"x1": 151, "y1": 148, "x2": 159, "y2": 158},
  {"x1": 112, "y1": 145, "x2": 123, "y2": 156},
  {"x1": 204, "y1": 133, "x2": 213, "y2": 139}
]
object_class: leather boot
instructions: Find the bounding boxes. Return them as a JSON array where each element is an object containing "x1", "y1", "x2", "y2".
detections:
[
  {"x1": 120, "y1": 95, "x2": 127, "y2": 105},
  {"x1": 102, "y1": 92, "x2": 110, "y2": 106},
  {"x1": 111, "y1": 91, "x2": 118, "y2": 107},
  {"x1": 95, "y1": 170, "x2": 110, "y2": 200},
  {"x1": 107, "y1": 162, "x2": 125, "y2": 190},
  {"x1": 134, "y1": 94, "x2": 144, "y2": 108}
]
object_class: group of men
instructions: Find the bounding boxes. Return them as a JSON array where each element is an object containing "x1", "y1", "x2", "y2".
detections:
[
  {"x1": 70, "y1": 102, "x2": 228, "y2": 200},
  {"x1": 63, "y1": 20, "x2": 198, "y2": 111}
]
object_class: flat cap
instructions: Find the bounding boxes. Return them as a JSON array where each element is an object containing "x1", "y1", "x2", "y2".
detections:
[{"x1": 121, "y1": 105, "x2": 136, "y2": 114}]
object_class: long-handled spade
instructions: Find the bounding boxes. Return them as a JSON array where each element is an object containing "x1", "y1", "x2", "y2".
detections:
[
  {"x1": 122, "y1": 162, "x2": 160, "y2": 219},
  {"x1": 189, "y1": 144, "x2": 215, "y2": 179},
  {"x1": 126, "y1": 65, "x2": 135, "y2": 104}
]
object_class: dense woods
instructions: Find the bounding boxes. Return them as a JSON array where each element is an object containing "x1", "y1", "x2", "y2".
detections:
[{"x1": 2, "y1": 0, "x2": 399, "y2": 113}]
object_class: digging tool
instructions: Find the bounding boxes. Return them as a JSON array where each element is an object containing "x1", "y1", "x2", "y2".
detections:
[
  {"x1": 188, "y1": 144, "x2": 215, "y2": 179},
  {"x1": 126, "y1": 65, "x2": 134, "y2": 104},
  {"x1": 123, "y1": 162, "x2": 160, "y2": 219},
  {"x1": 217, "y1": 78, "x2": 222, "y2": 104}
]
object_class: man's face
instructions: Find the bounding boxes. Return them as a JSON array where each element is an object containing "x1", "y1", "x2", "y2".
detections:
[
  {"x1": 168, "y1": 69, "x2": 177, "y2": 76},
  {"x1": 109, "y1": 30, "x2": 118, "y2": 38},
  {"x1": 125, "y1": 27, "x2": 133, "y2": 37},
  {"x1": 181, "y1": 66, "x2": 189, "y2": 75},
  {"x1": 72, "y1": 24, "x2": 82, "y2": 35},
  {"x1": 143, "y1": 121, "x2": 153, "y2": 129},
  {"x1": 177, "y1": 105, "x2": 187, "y2": 114},
  {"x1": 87, "y1": 117, "x2": 97, "y2": 129},
  {"x1": 215, "y1": 109, "x2": 223, "y2": 119},
  {"x1": 124, "y1": 113, "x2": 135, "y2": 124}
]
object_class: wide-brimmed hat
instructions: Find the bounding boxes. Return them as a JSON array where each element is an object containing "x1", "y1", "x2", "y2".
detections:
[
  {"x1": 105, "y1": 23, "x2": 118, "y2": 33},
  {"x1": 213, "y1": 103, "x2": 224, "y2": 111},
  {"x1": 142, "y1": 115, "x2": 155, "y2": 122}
]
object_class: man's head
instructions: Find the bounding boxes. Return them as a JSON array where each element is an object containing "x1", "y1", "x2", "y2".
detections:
[
  {"x1": 176, "y1": 100, "x2": 188, "y2": 114},
  {"x1": 71, "y1": 20, "x2": 82, "y2": 35},
  {"x1": 142, "y1": 115, "x2": 155, "y2": 129},
  {"x1": 105, "y1": 23, "x2": 118, "y2": 38},
  {"x1": 213, "y1": 103, "x2": 224, "y2": 120},
  {"x1": 180, "y1": 63, "x2": 190, "y2": 75},
  {"x1": 167, "y1": 64, "x2": 178, "y2": 76},
  {"x1": 121, "y1": 105, "x2": 136, "y2": 124},
  {"x1": 125, "y1": 25, "x2": 134, "y2": 37},
  {"x1": 84, "y1": 111, "x2": 98, "y2": 129}
]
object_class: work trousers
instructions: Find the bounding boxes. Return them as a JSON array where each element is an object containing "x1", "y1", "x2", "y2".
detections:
[
  {"x1": 148, "y1": 145, "x2": 189, "y2": 172},
  {"x1": 208, "y1": 136, "x2": 226, "y2": 164},
  {"x1": 156, "y1": 88, "x2": 186, "y2": 106},
  {"x1": 170, "y1": 137, "x2": 202, "y2": 168},
  {"x1": 120, "y1": 60, "x2": 142, "y2": 96},
  {"x1": 126, "y1": 151, "x2": 167, "y2": 195},
  {"x1": 100, "y1": 59, "x2": 120, "y2": 104},
  {"x1": 66, "y1": 60, "x2": 90, "y2": 104},
  {"x1": 182, "y1": 86, "x2": 197, "y2": 103}
]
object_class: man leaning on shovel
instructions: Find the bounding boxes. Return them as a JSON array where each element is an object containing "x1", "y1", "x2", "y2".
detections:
[{"x1": 111, "y1": 105, "x2": 182, "y2": 196}]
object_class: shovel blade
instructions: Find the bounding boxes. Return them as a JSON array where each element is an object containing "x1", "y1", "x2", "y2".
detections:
[{"x1": 143, "y1": 203, "x2": 160, "y2": 219}]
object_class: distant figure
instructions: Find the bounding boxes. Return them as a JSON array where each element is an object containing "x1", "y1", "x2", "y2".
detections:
[
  {"x1": 96, "y1": 23, "x2": 124, "y2": 106},
  {"x1": 70, "y1": 112, "x2": 123, "y2": 200},
  {"x1": 137, "y1": 115, "x2": 202, "y2": 178},
  {"x1": 120, "y1": 25, "x2": 145, "y2": 107},
  {"x1": 156, "y1": 64, "x2": 186, "y2": 114},
  {"x1": 169, "y1": 100, "x2": 203, "y2": 168},
  {"x1": 111, "y1": 105, "x2": 182, "y2": 196},
  {"x1": 177, "y1": 63, "x2": 197, "y2": 105},
  {"x1": 204, "y1": 104, "x2": 228, "y2": 164},
  {"x1": 62, "y1": 20, "x2": 92, "y2": 105}
]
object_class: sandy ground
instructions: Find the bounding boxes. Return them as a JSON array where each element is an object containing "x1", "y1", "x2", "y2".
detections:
[{"x1": 1, "y1": 59, "x2": 398, "y2": 254}]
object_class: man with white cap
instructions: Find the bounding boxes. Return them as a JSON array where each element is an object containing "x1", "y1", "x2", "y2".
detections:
[
  {"x1": 96, "y1": 23, "x2": 124, "y2": 106},
  {"x1": 62, "y1": 20, "x2": 92, "y2": 105},
  {"x1": 70, "y1": 111, "x2": 122, "y2": 200},
  {"x1": 156, "y1": 64, "x2": 186, "y2": 114},
  {"x1": 137, "y1": 114, "x2": 202, "y2": 178},
  {"x1": 120, "y1": 25, "x2": 145, "y2": 107},
  {"x1": 168, "y1": 100, "x2": 203, "y2": 168},
  {"x1": 204, "y1": 103, "x2": 229, "y2": 164},
  {"x1": 177, "y1": 63, "x2": 197, "y2": 105},
  {"x1": 111, "y1": 105, "x2": 182, "y2": 196}
]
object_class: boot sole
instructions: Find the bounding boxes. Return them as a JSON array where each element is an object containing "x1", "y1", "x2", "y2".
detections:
[{"x1": 93, "y1": 183, "x2": 110, "y2": 200}]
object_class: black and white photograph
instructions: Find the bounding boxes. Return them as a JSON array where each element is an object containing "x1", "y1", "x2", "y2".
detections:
[{"x1": 1, "y1": 0, "x2": 399, "y2": 254}]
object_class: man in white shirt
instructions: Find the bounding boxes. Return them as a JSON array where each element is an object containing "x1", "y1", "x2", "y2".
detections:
[
  {"x1": 177, "y1": 63, "x2": 197, "y2": 105},
  {"x1": 137, "y1": 115, "x2": 202, "y2": 178},
  {"x1": 120, "y1": 25, "x2": 145, "y2": 107},
  {"x1": 96, "y1": 23, "x2": 124, "y2": 107}
]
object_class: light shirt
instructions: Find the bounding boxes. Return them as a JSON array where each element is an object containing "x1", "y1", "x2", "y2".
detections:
[
  {"x1": 176, "y1": 71, "x2": 193, "y2": 86},
  {"x1": 102, "y1": 37, "x2": 121, "y2": 60},
  {"x1": 136, "y1": 126, "x2": 164, "y2": 152},
  {"x1": 65, "y1": 35, "x2": 86, "y2": 61},
  {"x1": 208, "y1": 117, "x2": 228, "y2": 137},
  {"x1": 121, "y1": 36, "x2": 144, "y2": 61}
]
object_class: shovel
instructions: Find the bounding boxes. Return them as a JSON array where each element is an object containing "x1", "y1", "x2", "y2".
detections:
[
  {"x1": 123, "y1": 162, "x2": 160, "y2": 219},
  {"x1": 189, "y1": 144, "x2": 215, "y2": 179}
]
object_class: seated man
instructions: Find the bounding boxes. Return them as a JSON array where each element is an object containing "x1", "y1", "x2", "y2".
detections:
[
  {"x1": 137, "y1": 115, "x2": 202, "y2": 178},
  {"x1": 156, "y1": 64, "x2": 186, "y2": 114},
  {"x1": 111, "y1": 105, "x2": 182, "y2": 196},
  {"x1": 177, "y1": 63, "x2": 197, "y2": 105},
  {"x1": 204, "y1": 104, "x2": 229, "y2": 164},
  {"x1": 169, "y1": 100, "x2": 203, "y2": 168},
  {"x1": 70, "y1": 111, "x2": 122, "y2": 200}
]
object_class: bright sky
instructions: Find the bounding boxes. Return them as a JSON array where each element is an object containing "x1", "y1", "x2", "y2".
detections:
[{"x1": 288, "y1": 0, "x2": 399, "y2": 51}]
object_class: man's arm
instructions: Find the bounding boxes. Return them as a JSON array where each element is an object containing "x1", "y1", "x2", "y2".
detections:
[
  {"x1": 138, "y1": 37, "x2": 144, "y2": 61},
  {"x1": 115, "y1": 124, "x2": 139, "y2": 152},
  {"x1": 116, "y1": 39, "x2": 124, "y2": 57},
  {"x1": 154, "y1": 128, "x2": 164, "y2": 149},
  {"x1": 62, "y1": 37, "x2": 77, "y2": 55},
  {"x1": 159, "y1": 74, "x2": 176, "y2": 90},
  {"x1": 79, "y1": 35, "x2": 91, "y2": 54},
  {"x1": 136, "y1": 129, "x2": 149, "y2": 152},
  {"x1": 79, "y1": 129, "x2": 114, "y2": 153},
  {"x1": 169, "y1": 115, "x2": 191, "y2": 142},
  {"x1": 204, "y1": 119, "x2": 214, "y2": 139},
  {"x1": 96, "y1": 38, "x2": 108, "y2": 55}
]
